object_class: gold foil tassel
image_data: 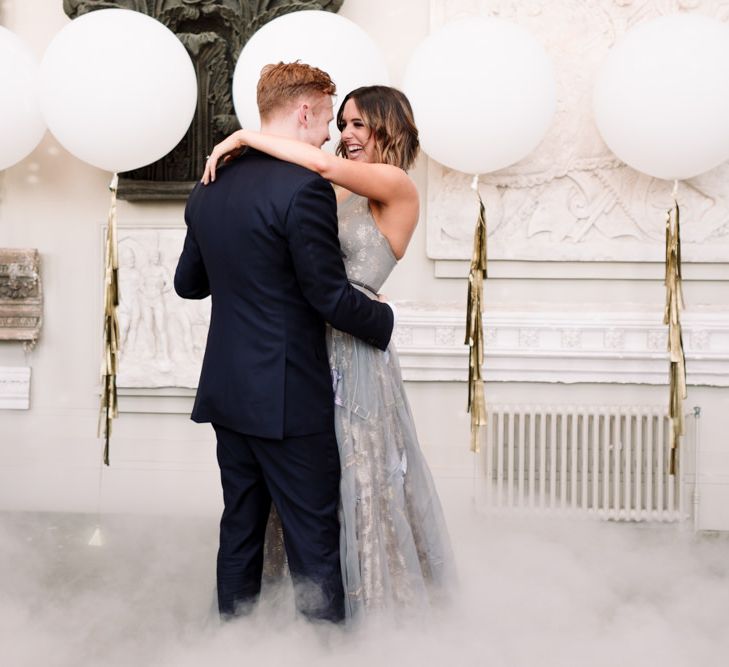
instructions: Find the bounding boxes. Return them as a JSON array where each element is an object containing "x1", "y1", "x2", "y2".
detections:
[
  {"x1": 98, "y1": 173, "x2": 120, "y2": 466},
  {"x1": 465, "y1": 176, "x2": 488, "y2": 452},
  {"x1": 663, "y1": 190, "x2": 686, "y2": 476}
]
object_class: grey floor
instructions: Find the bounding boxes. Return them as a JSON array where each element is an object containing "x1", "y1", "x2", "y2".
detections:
[{"x1": 2, "y1": 505, "x2": 729, "y2": 666}]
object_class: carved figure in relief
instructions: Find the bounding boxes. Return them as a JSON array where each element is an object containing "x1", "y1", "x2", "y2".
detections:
[
  {"x1": 162, "y1": 278, "x2": 197, "y2": 362},
  {"x1": 138, "y1": 250, "x2": 173, "y2": 368},
  {"x1": 118, "y1": 244, "x2": 143, "y2": 356},
  {"x1": 182, "y1": 299, "x2": 212, "y2": 361}
]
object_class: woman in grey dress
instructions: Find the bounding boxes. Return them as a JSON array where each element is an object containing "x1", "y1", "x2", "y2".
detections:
[{"x1": 203, "y1": 86, "x2": 456, "y2": 620}]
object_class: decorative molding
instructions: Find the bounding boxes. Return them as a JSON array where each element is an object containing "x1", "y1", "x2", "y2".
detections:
[
  {"x1": 393, "y1": 302, "x2": 729, "y2": 386},
  {"x1": 560, "y1": 328, "x2": 582, "y2": 349},
  {"x1": 604, "y1": 328, "x2": 625, "y2": 350},
  {"x1": 426, "y1": 1, "x2": 729, "y2": 267},
  {"x1": 0, "y1": 366, "x2": 31, "y2": 409},
  {"x1": 518, "y1": 328, "x2": 539, "y2": 349},
  {"x1": 433, "y1": 260, "x2": 729, "y2": 281},
  {"x1": 118, "y1": 295, "x2": 729, "y2": 413}
]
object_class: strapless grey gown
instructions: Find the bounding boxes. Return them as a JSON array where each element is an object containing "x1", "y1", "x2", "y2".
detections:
[{"x1": 265, "y1": 194, "x2": 456, "y2": 620}]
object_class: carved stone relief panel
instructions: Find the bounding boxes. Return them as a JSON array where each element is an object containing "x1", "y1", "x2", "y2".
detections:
[
  {"x1": 116, "y1": 228, "x2": 208, "y2": 388},
  {"x1": 427, "y1": 0, "x2": 729, "y2": 263},
  {"x1": 0, "y1": 248, "x2": 42, "y2": 346}
]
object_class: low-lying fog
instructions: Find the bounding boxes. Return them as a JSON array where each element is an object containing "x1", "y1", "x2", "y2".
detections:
[{"x1": 2, "y1": 489, "x2": 729, "y2": 666}]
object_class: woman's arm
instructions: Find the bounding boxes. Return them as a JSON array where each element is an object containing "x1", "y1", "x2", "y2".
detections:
[{"x1": 202, "y1": 129, "x2": 417, "y2": 209}]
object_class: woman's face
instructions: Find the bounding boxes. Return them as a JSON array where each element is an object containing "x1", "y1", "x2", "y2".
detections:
[{"x1": 340, "y1": 99, "x2": 376, "y2": 163}]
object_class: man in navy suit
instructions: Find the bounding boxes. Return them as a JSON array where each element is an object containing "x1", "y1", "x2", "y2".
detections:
[{"x1": 174, "y1": 62, "x2": 394, "y2": 623}]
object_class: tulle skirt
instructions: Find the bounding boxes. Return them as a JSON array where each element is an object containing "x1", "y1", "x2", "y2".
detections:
[
  {"x1": 328, "y1": 326, "x2": 456, "y2": 619},
  {"x1": 263, "y1": 326, "x2": 456, "y2": 620}
]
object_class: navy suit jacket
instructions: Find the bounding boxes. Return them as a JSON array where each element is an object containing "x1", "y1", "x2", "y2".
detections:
[{"x1": 174, "y1": 149, "x2": 394, "y2": 439}]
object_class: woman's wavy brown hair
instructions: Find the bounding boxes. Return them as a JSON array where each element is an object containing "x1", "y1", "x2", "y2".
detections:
[{"x1": 336, "y1": 86, "x2": 419, "y2": 171}]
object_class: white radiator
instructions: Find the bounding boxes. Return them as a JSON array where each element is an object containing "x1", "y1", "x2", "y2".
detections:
[{"x1": 475, "y1": 405, "x2": 690, "y2": 522}]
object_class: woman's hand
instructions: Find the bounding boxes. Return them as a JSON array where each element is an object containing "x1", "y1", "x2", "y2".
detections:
[{"x1": 201, "y1": 130, "x2": 247, "y2": 184}]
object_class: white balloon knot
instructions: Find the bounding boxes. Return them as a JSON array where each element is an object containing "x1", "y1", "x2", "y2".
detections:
[
  {"x1": 672, "y1": 179, "x2": 679, "y2": 199},
  {"x1": 470, "y1": 175, "x2": 480, "y2": 192},
  {"x1": 109, "y1": 173, "x2": 119, "y2": 192}
]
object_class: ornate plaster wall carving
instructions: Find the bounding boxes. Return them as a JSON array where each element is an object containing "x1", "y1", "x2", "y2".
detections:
[
  {"x1": 427, "y1": 0, "x2": 729, "y2": 263},
  {"x1": 391, "y1": 301, "x2": 729, "y2": 386},
  {"x1": 0, "y1": 248, "x2": 42, "y2": 347},
  {"x1": 116, "y1": 228, "x2": 209, "y2": 387}
]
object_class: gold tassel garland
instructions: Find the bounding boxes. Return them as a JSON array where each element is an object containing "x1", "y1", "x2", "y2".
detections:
[
  {"x1": 98, "y1": 173, "x2": 120, "y2": 466},
  {"x1": 663, "y1": 194, "x2": 686, "y2": 476},
  {"x1": 465, "y1": 178, "x2": 488, "y2": 452}
]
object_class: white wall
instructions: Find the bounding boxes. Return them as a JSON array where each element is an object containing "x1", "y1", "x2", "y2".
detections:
[{"x1": 1, "y1": 0, "x2": 728, "y2": 529}]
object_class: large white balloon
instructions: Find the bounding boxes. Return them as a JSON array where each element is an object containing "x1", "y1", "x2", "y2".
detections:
[
  {"x1": 403, "y1": 17, "x2": 555, "y2": 175},
  {"x1": 594, "y1": 14, "x2": 729, "y2": 181},
  {"x1": 233, "y1": 10, "x2": 388, "y2": 149},
  {"x1": 0, "y1": 27, "x2": 46, "y2": 171},
  {"x1": 40, "y1": 8, "x2": 197, "y2": 173}
]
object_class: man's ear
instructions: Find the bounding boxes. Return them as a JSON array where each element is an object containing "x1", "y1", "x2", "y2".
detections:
[{"x1": 297, "y1": 103, "x2": 309, "y2": 127}]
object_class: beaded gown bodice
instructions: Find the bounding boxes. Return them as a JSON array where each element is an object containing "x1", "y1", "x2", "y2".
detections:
[{"x1": 337, "y1": 194, "x2": 397, "y2": 292}]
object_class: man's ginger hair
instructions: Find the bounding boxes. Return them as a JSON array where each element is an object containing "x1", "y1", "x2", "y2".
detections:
[{"x1": 257, "y1": 62, "x2": 336, "y2": 120}]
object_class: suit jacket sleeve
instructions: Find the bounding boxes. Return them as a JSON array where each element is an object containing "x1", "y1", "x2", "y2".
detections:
[
  {"x1": 286, "y1": 176, "x2": 394, "y2": 351},
  {"x1": 174, "y1": 192, "x2": 211, "y2": 300}
]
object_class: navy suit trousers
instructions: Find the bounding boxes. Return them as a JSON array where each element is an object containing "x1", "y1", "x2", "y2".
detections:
[{"x1": 213, "y1": 423, "x2": 344, "y2": 623}]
